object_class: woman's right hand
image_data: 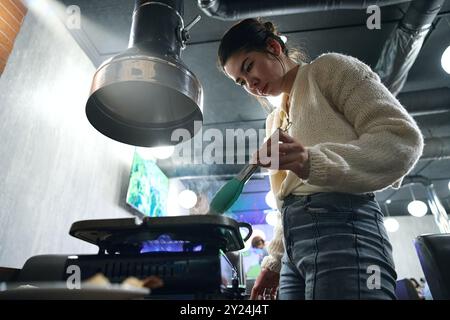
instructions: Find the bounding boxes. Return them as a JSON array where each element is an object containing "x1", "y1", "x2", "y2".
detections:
[{"x1": 250, "y1": 268, "x2": 280, "y2": 300}]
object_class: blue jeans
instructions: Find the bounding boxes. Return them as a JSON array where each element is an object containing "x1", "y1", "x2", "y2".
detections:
[{"x1": 278, "y1": 192, "x2": 397, "y2": 300}]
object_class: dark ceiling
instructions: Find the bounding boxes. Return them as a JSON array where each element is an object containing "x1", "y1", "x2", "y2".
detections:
[{"x1": 58, "y1": 0, "x2": 450, "y2": 218}]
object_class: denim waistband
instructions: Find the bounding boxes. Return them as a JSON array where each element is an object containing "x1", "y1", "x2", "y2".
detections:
[{"x1": 282, "y1": 192, "x2": 376, "y2": 209}]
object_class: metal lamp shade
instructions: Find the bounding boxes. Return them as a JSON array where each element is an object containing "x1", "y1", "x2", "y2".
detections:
[{"x1": 85, "y1": 0, "x2": 203, "y2": 147}]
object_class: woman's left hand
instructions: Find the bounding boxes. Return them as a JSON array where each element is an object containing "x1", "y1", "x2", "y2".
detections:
[{"x1": 254, "y1": 129, "x2": 310, "y2": 180}]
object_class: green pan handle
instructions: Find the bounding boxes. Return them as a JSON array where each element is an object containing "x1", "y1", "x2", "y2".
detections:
[{"x1": 238, "y1": 222, "x2": 253, "y2": 242}]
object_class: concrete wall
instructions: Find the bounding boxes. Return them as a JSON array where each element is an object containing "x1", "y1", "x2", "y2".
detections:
[
  {"x1": 0, "y1": 11, "x2": 135, "y2": 268},
  {"x1": 388, "y1": 215, "x2": 440, "y2": 281}
]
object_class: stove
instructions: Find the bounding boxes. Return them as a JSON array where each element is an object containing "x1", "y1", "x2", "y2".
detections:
[{"x1": 17, "y1": 215, "x2": 252, "y2": 299}]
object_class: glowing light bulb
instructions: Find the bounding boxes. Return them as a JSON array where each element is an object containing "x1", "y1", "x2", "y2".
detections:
[
  {"x1": 407, "y1": 200, "x2": 428, "y2": 217},
  {"x1": 441, "y1": 45, "x2": 450, "y2": 74},
  {"x1": 384, "y1": 217, "x2": 399, "y2": 233},
  {"x1": 178, "y1": 190, "x2": 197, "y2": 209},
  {"x1": 265, "y1": 191, "x2": 277, "y2": 210},
  {"x1": 265, "y1": 210, "x2": 278, "y2": 226}
]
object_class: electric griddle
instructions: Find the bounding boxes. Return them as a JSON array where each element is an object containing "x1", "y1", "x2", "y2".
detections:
[{"x1": 16, "y1": 215, "x2": 252, "y2": 299}]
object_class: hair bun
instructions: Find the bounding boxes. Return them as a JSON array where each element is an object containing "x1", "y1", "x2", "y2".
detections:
[{"x1": 263, "y1": 21, "x2": 276, "y2": 34}]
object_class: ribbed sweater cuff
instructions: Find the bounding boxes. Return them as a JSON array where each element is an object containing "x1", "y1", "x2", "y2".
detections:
[
  {"x1": 260, "y1": 255, "x2": 282, "y2": 273},
  {"x1": 306, "y1": 147, "x2": 329, "y2": 186}
]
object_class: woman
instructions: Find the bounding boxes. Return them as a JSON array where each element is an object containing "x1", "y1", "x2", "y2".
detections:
[{"x1": 217, "y1": 18, "x2": 424, "y2": 300}]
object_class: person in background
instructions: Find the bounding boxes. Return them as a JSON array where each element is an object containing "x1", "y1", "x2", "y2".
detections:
[
  {"x1": 251, "y1": 236, "x2": 269, "y2": 265},
  {"x1": 409, "y1": 278, "x2": 425, "y2": 299},
  {"x1": 217, "y1": 18, "x2": 424, "y2": 300}
]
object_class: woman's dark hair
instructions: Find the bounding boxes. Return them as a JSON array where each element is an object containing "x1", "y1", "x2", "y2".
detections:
[
  {"x1": 217, "y1": 18, "x2": 307, "y2": 112},
  {"x1": 409, "y1": 278, "x2": 420, "y2": 288},
  {"x1": 251, "y1": 236, "x2": 265, "y2": 248},
  {"x1": 218, "y1": 18, "x2": 288, "y2": 69}
]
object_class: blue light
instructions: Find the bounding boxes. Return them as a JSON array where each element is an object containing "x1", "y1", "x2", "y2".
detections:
[{"x1": 140, "y1": 234, "x2": 202, "y2": 253}]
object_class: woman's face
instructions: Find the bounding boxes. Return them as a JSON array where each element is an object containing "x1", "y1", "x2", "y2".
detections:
[{"x1": 223, "y1": 42, "x2": 286, "y2": 97}]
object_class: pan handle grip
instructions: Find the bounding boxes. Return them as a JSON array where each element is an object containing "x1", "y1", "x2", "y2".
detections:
[{"x1": 238, "y1": 222, "x2": 253, "y2": 242}]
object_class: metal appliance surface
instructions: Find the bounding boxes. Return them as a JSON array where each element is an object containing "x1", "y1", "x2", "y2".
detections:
[
  {"x1": 15, "y1": 216, "x2": 252, "y2": 299},
  {"x1": 86, "y1": 0, "x2": 203, "y2": 147}
]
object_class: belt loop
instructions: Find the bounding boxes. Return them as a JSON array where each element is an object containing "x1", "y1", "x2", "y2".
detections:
[{"x1": 306, "y1": 194, "x2": 311, "y2": 205}]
